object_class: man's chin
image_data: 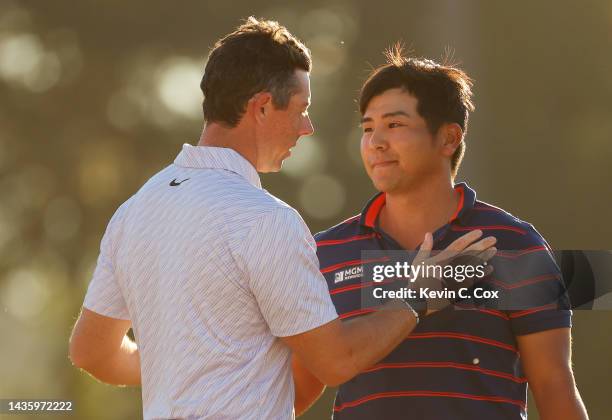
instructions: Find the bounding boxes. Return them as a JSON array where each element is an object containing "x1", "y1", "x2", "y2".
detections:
[
  {"x1": 258, "y1": 161, "x2": 283, "y2": 174},
  {"x1": 371, "y1": 178, "x2": 397, "y2": 193},
  {"x1": 258, "y1": 167, "x2": 281, "y2": 174}
]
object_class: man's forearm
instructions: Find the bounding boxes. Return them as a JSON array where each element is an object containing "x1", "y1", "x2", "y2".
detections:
[
  {"x1": 338, "y1": 300, "x2": 417, "y2": 379},
  {"x1": 282, "y1": 300, "x2": 417, "y2": 387},
  {"x1": 291, "y1": 301, "x2": 415, "y2": 413},
  {"x1": 292, "y1": 355, "x2": 326, "y2": 416},
  {"x1": 532, "y1": 374, "x2": 588, "y2": 420},
  {"x1": 81, "y1": 336, "x2": 141, "y2": 386}
]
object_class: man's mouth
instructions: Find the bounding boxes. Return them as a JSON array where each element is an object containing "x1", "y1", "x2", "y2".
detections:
[{"x1": 371, "y1": 160, "x2": 398, "y2": 169}]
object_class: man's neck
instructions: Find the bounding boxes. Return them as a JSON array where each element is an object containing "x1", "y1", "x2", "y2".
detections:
[
  {"x1": 379, "y1": 176, "x2": 459, "y2": 250},
  {"x1": 197, "y1": 123, "x2": 258, "y2": 169}
]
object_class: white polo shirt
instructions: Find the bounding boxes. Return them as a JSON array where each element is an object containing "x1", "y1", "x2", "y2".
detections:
[{"x1": 83, "y1": 144, "x2": 338, "y2": 420}]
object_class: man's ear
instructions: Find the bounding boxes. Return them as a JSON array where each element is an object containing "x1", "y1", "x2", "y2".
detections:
[
  {"x1": 248, "y1": 92, "x2": 273, "y2": 124},
  {"x1": 439, "y1": 123, "x2": 464, "y2": 158}
]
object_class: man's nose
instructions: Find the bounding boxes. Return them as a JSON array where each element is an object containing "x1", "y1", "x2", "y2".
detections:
[
  {"x1": 369, "y1": 128, "x2": 387, "y2": 150},
  {"x1": 300, "y1": 116, "x2": 314, "y2": 136}
]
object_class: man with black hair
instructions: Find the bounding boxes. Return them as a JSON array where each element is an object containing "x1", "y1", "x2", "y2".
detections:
[{"x1": 295, "y1": 47, "x2": 588, "y2": 419}]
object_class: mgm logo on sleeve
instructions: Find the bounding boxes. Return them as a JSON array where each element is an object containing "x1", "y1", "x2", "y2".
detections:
[{"x1": 334, "y1": 266, "x2": 363, "y2": 283}]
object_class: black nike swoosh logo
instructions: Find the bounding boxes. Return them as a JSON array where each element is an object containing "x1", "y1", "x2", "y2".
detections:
[{"x1": 169, "y1": 178, "x2": 190, "y2": 186}]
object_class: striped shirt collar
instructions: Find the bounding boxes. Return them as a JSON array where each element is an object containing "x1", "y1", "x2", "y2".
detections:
[
  {"x1": 360, "y1": 182, "x2": 477, "y2": 228},
  {"x1": 174, "y1": 143, "x2": 261, "y2": 189}
]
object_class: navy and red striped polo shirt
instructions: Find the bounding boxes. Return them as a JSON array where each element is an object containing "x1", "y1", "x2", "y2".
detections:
[{"x1": 314, "y1": 183, "x2": 571, "y2": 420}]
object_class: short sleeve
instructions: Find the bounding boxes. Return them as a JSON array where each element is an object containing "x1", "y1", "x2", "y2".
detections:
[
  {"x1": 238, "y1": 207, "x2": 338, "y2": 337},
  {"x1": 492, "y1": 226, "x2": 572, "y2": 336},
  {"x1": 509, "y1": 307, "x2": 571, "y2": 336},
  {"x1": 506, "y1": 257, "x2": 572, "y2": 336},
  {"x1": 83, "y1": 202, "x2": 131, "y2": 320}
]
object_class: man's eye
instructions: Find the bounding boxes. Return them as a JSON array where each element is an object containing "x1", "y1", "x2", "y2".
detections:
[
  {"x1": 389, "y1": 122, "x2": 401, "y2": 128},
  {"x1": 362, "y1": 127, "x2": 373, "y2": 133}
]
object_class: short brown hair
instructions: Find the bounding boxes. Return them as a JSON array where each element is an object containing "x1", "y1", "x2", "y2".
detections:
[
  {"x1": 359, "y1": 46, "x2": 475, "y2": 178},
  {"x1": 201, "y1": 17, "x2": 311, "y2": 127}
]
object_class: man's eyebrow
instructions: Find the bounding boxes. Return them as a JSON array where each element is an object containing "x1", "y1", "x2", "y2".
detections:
[{"x1": 360, "y1": 110, "x2": 410, "y2": 124}]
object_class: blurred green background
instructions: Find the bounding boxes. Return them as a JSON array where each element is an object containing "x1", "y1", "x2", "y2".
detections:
[{"x1": 1, "y1": 0, "x2": 611, "y2": 419}]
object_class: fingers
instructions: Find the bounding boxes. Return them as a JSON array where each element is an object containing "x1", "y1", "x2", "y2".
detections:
[
  {"x1": 464, "y1": 236, "x2": 497, "y2": 253},
  {"x1": 447, "y1": 229, "x2": 484, "y2": 252},
  {"x1": 431, "y1": 230, "x2": 483, "y2": 264},
  {"x1": 413, "y1": 232, "x2": 433, "y2": 265},
  {"x1": 478, "y1": 246, "x2": 498, "y2": 264},
  {"x1": 458, "y1": 237, "x2": 498, "y2": 266},
  {"x1": 412, "y1": 231, "x2": 497, "y2": 285},
  {"x1": 454, "y1": 238, "x2": 497, "y2": 268}
]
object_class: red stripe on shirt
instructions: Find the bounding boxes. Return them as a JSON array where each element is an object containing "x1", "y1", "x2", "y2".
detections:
[
  {"x1": 317, "y1": 233, "x2": 377, "y2": 247},
  {"x1": 333, "y1": 390, "x2": 526, "y2": 412},
  {"x1": 363, "y1": 361, "x2": 527, "y2": 383},
  {"x1": 508, "y1": 303, "x2": 559, "y2": 318},
  {"x1": 489, "y1": 273, "x2": 560, "y2": 290},
  {"x1": 454, "y1": 305, "x2": 510, "y2": 320},
  {"x1": 339, "y1": 308, "x2": 377, "y2": 319},
  {"x1": 495, "y1": 246, "x2": 547, "y2": 258},
  {"x1": 451, "y1": 225, "x2": 527, "y2": 235},
  {"x1": 449, "y1": 185, "x2": 465, "y2": 222},
  {"x1": 364, "y1": 193, "x2": 386, "y2": 228},
  {"x1": 406, "y1": 332, "x2": 518, "y2": 353}
]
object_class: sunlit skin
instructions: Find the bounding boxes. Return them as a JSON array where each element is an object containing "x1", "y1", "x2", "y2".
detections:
[
  {"x1": 360, "y1": 88, "x2": 459, "y2": 194},
  {"x1": 254, "y1": 69, "x2": 314, "y2": 172},
  {"x1": 199, "y1": 69, "x2": 314, "y2": 173},
  {"x1": 360, "y1": 88, "x2": 464, "y2": 250}
]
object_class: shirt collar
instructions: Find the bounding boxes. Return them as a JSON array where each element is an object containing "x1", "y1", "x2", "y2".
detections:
[
  {"x1": 359, "y1": 182, "x2": 477, "y2": 229},
  {"x1": 174, "y1": 144, "x2": 261, "y2": 189}
]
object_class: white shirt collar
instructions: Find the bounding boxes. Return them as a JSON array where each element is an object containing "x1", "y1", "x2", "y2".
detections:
[{"x1": 174, "y1": 144, "x2": 261, "y2": 189}]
